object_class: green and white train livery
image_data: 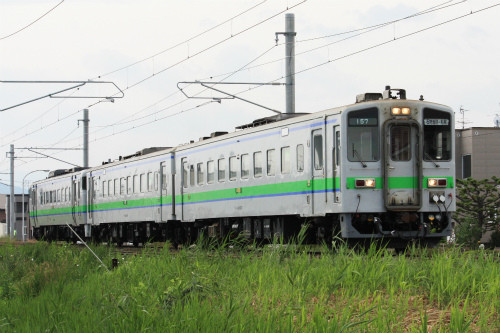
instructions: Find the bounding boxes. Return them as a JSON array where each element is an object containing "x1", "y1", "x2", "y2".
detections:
[{"x1": 30, "y1": 86, "x2": 455, "y2": 247}]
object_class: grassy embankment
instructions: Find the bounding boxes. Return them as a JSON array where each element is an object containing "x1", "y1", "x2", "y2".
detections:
[{"x1": 0, "y1": 238, "x2": 498, "y2": 332}]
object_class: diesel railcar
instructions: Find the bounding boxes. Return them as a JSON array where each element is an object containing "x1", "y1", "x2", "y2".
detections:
[{"x1": 30, "y1": 86, "x2": 455, "y2": 247}]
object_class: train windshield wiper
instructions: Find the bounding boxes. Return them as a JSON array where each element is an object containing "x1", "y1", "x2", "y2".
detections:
[
  {"x1": 424, "y1": 151, "x2": 440, "y2": 168},
  {"x1": 352, "y1": 145, "x2": 367, "y2": 168}
]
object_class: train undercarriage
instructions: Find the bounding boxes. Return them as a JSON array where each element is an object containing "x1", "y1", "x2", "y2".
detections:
[{"x1": 33, "y1": 212, "x2": 449, "y2": 248}]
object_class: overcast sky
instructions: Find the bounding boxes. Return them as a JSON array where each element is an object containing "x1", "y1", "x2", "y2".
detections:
[{"x1": 1, "y1": 0, "x2": 499, "y2": 189}]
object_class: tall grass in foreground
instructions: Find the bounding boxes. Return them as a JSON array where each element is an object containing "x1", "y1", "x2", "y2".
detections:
[{"x1": 0, "y1": 240, "x2": 498, "y2": 332}]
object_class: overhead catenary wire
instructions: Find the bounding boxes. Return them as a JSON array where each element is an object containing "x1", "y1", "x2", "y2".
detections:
[
  {"x1": 83, "y1": 0, "x2": 308, "y2": 111},
  {"x1": 0, "y1": 0, "x2": 65, "y2": 41},
  {"x1": 82, "y1": 3, "x2": 500, "y2": 146},
  {"x1": 3, "y1": 1, "x2": 498, "y2": 172},
  {"x1": 0, "y1": 1, "x2": 296, "y2": 150},
  {"x1": 0, "y1": 0, "x2": 461, "y2": 150},
  {"x1": 91, "y1": 0, "x2": 269, "y2": 80},
  {"x1": 18, "y1": 0, "x2": 500, "y2": 163},
  {"x1": 78, "y1": 0, "x2": 465, "y2": 137}
]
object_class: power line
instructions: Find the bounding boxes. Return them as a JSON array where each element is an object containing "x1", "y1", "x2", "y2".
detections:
[
  {"x1": 22, "y1": 1, "x2": 500, "y2": 155},
  {"x1": 0, "y1": 0, "x2": 65, "y2": 41},
  {"x1": 92, "y1": 0, "x2": 268, "y2": 80},
  {"x1": 5, "y1": 1, "x2": 499, "y2": 170},
  {"x1": 190, "y1": 0, "x2": 469, "y2": 83},
  {"x1": 83, "y1": 0, "x2": 308, "y2": 110},
  {"x1": 0, "y1": 1, "x2": 292, "y2": 151},
  {"x1": 295, "y1": 0, "x2": 466, "y2": 43}
]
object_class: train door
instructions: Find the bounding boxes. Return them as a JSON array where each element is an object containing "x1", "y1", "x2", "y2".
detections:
[
  {"x1": 30, "y1": 185, "x2": 38, "y2": 227},
  {"x1": 383, "y1": 121, "x2": 422, "y2": 210},
  {"x1": 333, "y1": 126, "x2": 341, "y2": 203},
  {"x1": 71, "y1": 178, "x2": 78, "y2": 225},
  {"x1": 311, "y1": 129, "x2": 326, "y2": 215},
  {"x1": 159, "y1": 161, "x2": 168, "y2": 222},
  {"x1": 88, "y1": 176, "x2": 95, "y2": 224},
  {"x1": 180, "y1": 158, "x2": 188, "y2": 220}
]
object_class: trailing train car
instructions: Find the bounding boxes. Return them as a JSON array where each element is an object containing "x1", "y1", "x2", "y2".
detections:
[{"x1": 30, "y1": 86, "x2": 455, "y2": 247}]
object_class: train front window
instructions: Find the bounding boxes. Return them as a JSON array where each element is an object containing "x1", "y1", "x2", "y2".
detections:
[
  {"x1": 390, "y1": 125, "x2": 411, "y2": 161},
  {"x1": 423, "y1": 108, "x2": 451, "y2": 161},
  {"x1": 347, "y1": 108, "x2": 379, "y2": 162}
]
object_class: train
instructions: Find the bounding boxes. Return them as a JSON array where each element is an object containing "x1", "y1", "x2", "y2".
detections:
[{"x1": 29, "y1": 86, "x2": 455, "y2": 247}]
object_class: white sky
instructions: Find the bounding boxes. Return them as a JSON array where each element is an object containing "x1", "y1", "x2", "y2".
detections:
[{"x1": 1, "y1": 0, "x2": 499, "y2": 188}]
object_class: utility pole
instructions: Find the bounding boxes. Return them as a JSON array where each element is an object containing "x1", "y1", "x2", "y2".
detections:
[
  {"x1": 276, "y1": 13, "x2": 296, "y2": 114},
  {"x1": 9, "y1": 144, "x2": 15, "y2": 239}
]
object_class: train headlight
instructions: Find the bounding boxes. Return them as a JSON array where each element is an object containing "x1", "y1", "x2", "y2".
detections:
[
  {"x1": 428, "y1": 178, "x2": 447, "y2": 188},
  {"x1": 355, "y1": 178, "x2": 376, "y2": 188},
  {"x1": 391, "y1": 107, "x2": 411, "y2": 116}
]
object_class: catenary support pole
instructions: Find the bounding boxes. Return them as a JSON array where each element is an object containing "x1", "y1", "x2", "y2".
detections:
[
  {"x1": 9, "y1": 144, "x2": 15, "y2": 239},
  {"x1": 83, "y1": 109, "x2": 89, "y2": 168},
  {"x1": 285, "y1": 13, "x2": 296, "y2": 114}
]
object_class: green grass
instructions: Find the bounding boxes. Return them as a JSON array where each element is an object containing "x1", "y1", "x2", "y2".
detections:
[{"x1": 0, "y1": 240, "x2": 498, "y2": 332}]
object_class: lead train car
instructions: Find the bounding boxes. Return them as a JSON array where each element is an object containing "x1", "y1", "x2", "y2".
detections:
[{"x1": 30, "y1": 87, "x2": 455, "y2": 247}]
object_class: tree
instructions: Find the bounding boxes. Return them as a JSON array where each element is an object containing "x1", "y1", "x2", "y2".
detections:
[{"x1": 455, "y1": 176, "x2": 500, "y2": 246}]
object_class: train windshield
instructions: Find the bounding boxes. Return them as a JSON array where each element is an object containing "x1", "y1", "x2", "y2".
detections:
[
  {"x1": 347, "y1": 108, "x2": 380, "y2": 162},
  {"x1": 423, "y1": 108, "x2": 452, "y2": 161}
]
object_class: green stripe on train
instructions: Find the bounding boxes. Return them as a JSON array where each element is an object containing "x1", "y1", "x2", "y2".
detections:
[{"x1": 31, "y1": 176, "x2": 452, "y2": 216}]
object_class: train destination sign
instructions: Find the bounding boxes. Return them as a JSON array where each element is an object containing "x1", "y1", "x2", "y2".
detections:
[{"x1": 424, "y1": 119, "x2": 449, "y2": 126}]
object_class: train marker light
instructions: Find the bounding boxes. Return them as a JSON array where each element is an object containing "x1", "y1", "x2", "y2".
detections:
[
  {"x1": 428, "y1": 214, "x2": 435, "y2": 221},
  {"x1": 428, "y1": 178, "x2": 447, "y2": 188},
  {"x1": 355, "y1": 178, "x2": 376, "y2": 188}
]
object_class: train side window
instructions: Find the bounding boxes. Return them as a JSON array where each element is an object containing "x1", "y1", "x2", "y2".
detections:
[
  {"x1": 108, "y1": 180, "x2": 112, "y2": 197},
  {"x1": 229, "y1": 156, "x2": 237, "y2": 181},
  {"x1": 148, "y1": 172, "x2": 154, "y2": 192},
  {"x1": 207, "y1": 161, "x2": 215, "y2": 184},
  {"x1": 254, "y1": 151, "x2": 263, "y2": 178},
  {"x1": 114, "y1": 179, "x2": 119, "y2": 196},
  {"x1": 189, "y1": 165, "x2": 195, "y2": 186},
  {"x1": 65, "y1": 188, "x2": 68, "y2": 202},
  {"x1": 218, "y1": 158, "x2": 225, "y2": 182},
  {"x1": 161, "y1": 166, "x2": 167, "y2": 190},
  {"x1": 183, "y1": 162, "x2": 188, "y2": 188},
  {"x1": 102, "y1": 181, "x2": 107, "y2": 197},
  {"x1": 313, "y1": 134, "x2": 323, "y2": 170},
  {"x1": 267, "y1": 149, "x2": 276, "y2": 176},
  {"x1": 118, "y1": 178, "x2": 124, "y2": 195},
  {"x1": 297, "y1": 144, "x2": 304, "y2": 172},
  {"x1": 133, "y1": 175, "x2": 139, "y2": 193},
  {"x1": 335, "y1": 131, "x2": 341, "y2": 166},
  {"x1": 241, "y1": 154, "x2": 250, "y2": 179},
  {"x1": 140, "y1": 174, "x2": 146, "y2": 193},
  {"x1": 127, "y1": 176, "x2": 132, "y2": 194},
  {"x1": 154, "y1": 172, "x2": 159, "y2": 191},
  {"x1": 281, "y1": 146, "x2": 290, "y2": 174},
  {"x1": 197, "y1": 163, "x2": 204, "y2": 185}
]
